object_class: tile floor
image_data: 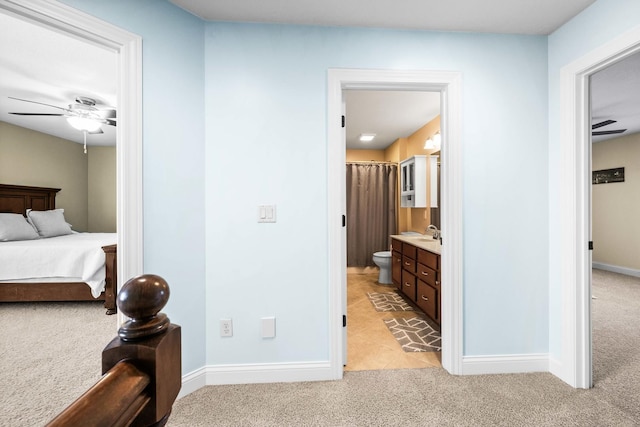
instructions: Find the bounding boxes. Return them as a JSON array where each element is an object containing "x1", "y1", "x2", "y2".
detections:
[{"x1": 344, "y1": 272, "x2": 442, "y2": 372}]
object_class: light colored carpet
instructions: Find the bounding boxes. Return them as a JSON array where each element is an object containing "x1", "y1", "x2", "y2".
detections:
[
  {"x1": 2, "y1": 269, "x2": 639, "y2": 426},
  {"x1": 0, "y1": 301, "x2": 116, "y2": 427}
]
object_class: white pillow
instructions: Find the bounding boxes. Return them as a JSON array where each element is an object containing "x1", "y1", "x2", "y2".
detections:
[
  {"x1": 26, "y1": 209, "x2": 73, "y2": 238},
  {"x1": 0, "y1": 213, "x2": 40, "y2": 241}
]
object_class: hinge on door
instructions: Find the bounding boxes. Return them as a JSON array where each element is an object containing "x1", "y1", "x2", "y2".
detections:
[
  {"x1": 343, "y1": 315, "x2": 347, "y2": 327},
  {"x1": 341, "y1": 115, "x2": 345, "y2": 128},
  {"x1": 589, "y1": 241, "x2": 593, "y2": 250},
  {"x1": 342, "y1": 215, "x2": 346, "y2": 227}
]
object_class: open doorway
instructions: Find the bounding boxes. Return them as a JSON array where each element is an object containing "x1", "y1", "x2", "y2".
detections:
[
  {"x1": 327, "y1": 68, "x2": 463, "y2": 379},
  {"x1": 0, "y1": 0, "x2": 143, "y2": 324},
  {"x1": 558, "y1": 26, "x2": 640, "y2": 389},
  {"x1": 343, "y1": 89, "x2": 442, "y2": 371},
  {"x1": 589, "y1": 50, "x2": 640, "y2": 384}
]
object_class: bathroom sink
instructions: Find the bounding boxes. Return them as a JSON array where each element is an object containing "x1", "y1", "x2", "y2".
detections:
[{"x1": 416, "y1": 238, "x2": 439, "y2": 243}]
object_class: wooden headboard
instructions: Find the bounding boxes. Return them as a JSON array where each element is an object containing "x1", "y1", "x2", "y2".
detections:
[{"x1": 0, "y1": 184, "x2": 60, "y2": 215}]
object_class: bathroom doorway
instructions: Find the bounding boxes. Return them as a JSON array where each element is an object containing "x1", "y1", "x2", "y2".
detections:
[
  {"x1": 327, "y1": 68, "x2": 464, "y2": 378},
  {"x1": 343, "y1": 90, "x2": 441, "y2": 371}
]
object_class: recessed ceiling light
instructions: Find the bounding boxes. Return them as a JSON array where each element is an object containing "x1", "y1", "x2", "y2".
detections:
[{"x1": 359, "y1": 133, "x2": 376, "y2": 142}]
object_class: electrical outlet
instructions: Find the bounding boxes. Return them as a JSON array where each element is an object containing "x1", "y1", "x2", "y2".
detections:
[{"x1": 220, "y1": 319, "x2": 233, "y2": 337}]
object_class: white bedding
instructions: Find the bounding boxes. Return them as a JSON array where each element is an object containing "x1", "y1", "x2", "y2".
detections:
[{"x1": 0, "y1": 233, "x2": 117, "y2": 298}]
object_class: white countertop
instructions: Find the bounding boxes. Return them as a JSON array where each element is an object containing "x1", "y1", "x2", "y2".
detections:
[{"x1": 391, "y1": 234, "x2": 441, "y2": 255}]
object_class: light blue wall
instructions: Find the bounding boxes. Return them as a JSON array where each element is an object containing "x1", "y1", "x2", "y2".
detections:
[
  {"x1": 548, "y1": 0, "x2": 640, "y2": 357},
  {"x1": 205, "y1": 22, "x2": 549, "y2": 363},
  {"x1": 57, "y1": 0, "x2": 551, "y2": 373},
  {"x1": 59, "y1": 0, "x2": 207, "y2": 373}
]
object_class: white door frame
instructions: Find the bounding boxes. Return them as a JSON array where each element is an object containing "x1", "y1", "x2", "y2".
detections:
[
  {"x1": 327, "y1": 69, "x2": 463, "y2": 377},
  {"x1": 0, "y1": 0, "x2": 143, "y2": 324},
  {"x1": 558, "y1": 26, "x2": 640, "y2": 389}
]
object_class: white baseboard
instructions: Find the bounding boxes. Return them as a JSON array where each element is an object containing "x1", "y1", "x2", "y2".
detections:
[
  {"x1": 178, "y1": 366, "x2": 208, "y2": 399},
  {"x1": 593, "y1": 262, "x2": 640, "y2": 278},
  {"x1": 461, "y1": 353, "x2": 549, "y2": 375},
  {"x1": 177, "y1": 361, "x2": 334, "y2": 399},
  {"x1": 179, "y1": 355, "x2": 552, "y2": 398}
]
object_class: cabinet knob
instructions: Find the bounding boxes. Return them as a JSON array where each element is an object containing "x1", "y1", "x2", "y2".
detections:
[
  {"x1": 404, "y1": 262, "x2": 410, "y2": 266},
  {"x1": 421, "y1": 295, "x2": 429, "y2": 301},
  {"x1": 404, "y1": 282, "x2": 411, "y2": 287},
  {"x1": 421, "y1": 271, "x2": 429, "y2": 276},
  {"x1": 436, "y1": 281, "x2": 439, "y2": 285}
]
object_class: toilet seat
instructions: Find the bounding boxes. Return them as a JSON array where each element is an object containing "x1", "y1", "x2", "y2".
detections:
[{"x1": 373, "y1": 251, "x2": 391, "y2": 258}]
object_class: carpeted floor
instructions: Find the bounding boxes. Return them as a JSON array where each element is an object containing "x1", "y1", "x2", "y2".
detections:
[{"x1": 1, "y1": 269, "x2": 639, "y2": 426}]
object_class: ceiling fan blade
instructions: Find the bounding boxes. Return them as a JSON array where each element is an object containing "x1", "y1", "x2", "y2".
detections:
[
  {"x1": 592, "y1": 129, "x2": 626, "y2": 136},
  {"x1": 9, "y1": 112, "x2": 65, "y2": 116},
  {"x1": 592, "y1": 119, "x2": 617, "y2": 129},
  {"x1": 88, "y1": 128, "x2": 104, "y2": 135},
  {"x1": 101, "y1": 109, "x2": 117, "y2": 119},
  {"x1": 8, "y1": 96, "x2": 69, "y2": 112}
]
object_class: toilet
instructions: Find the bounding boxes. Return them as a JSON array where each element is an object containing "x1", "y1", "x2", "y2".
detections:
[{"x1": 372, "y1": 251, "x2": 393, "y2": 284}]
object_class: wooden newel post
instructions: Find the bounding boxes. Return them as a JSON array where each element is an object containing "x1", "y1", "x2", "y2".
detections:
[{"x1": 102, "y1": 274, "x2": 182, "y2": 426}]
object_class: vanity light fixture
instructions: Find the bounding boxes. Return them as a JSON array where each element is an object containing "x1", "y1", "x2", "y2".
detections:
[
  {"x1": 359, "y1": 133, "x2": 376, "y2": 142},
  {"x1": 424, "y1": 131, "x2": 441, "y2": 150}
]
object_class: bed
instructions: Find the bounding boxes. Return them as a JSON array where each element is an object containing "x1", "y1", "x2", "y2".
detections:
[{"x1": 0, "y1": 184, "x2": 117, "y2": 314}]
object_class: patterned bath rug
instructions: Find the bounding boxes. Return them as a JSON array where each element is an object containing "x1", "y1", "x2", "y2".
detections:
[
  {"x1": 367, "y1": 292, "x2": 415, "y2": 312},
  {"x1": 384, "y1": 317, "x2": 441, "y2": 352}
]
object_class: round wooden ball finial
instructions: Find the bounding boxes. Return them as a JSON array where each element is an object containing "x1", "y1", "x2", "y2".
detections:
[{"x1": 117, "y1": 274, "x2": 171, "y2": 341}]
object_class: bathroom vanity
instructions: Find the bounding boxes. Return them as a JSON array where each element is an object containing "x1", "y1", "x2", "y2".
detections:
[{"x1": 391, "y1": 235, "x2": 441, "y2": 325}]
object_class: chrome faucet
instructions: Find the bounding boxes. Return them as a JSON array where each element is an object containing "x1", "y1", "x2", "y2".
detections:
[{"x1": 426, "y1": 225, "x2": 440, "y2": 240}]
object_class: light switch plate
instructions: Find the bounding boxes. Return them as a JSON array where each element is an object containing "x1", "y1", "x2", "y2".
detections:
[{"x1": 258, "y1": 205, "x2": 276, "y2": 223}]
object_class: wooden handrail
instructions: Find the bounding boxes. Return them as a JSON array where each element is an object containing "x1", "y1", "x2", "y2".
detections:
[
  {"x1": 47, "y1": 361, "x2": 150, "y2": 427},
  {"x1": 47, "y1": 274, "x2": 181, "y2": 427}
]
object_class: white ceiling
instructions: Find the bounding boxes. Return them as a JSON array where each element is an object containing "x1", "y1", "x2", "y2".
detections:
[
  {"x1": 1, "y1": 0, "x2": 637, "y2": 151},
  {"x1": 170, "y1": 0, "x2": 596, "y2": 35},
  {"x1": 0, "y1": 12, "x2": 117, "y2": 146},
  {"x1": 591, "y1": 51, "x2": 640, "y2": 143},
  {"x1": 345, "y1": 91, "x2": 440, "y2": 150}
]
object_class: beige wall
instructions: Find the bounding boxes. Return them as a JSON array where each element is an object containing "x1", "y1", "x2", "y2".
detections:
[
  {"x1": 345, "y1": 149, "x2": 386, "y2": 162},
  {"x1": 592, "y1": 132, "x2": 640, "y2": 271},
  {"x1": 345, "y1": 115, "x2": 441, "y2": 235},
  {"x1": 88, "y1": 146, "x2": 116, "y2": 232},
  {"x1": 0, "y1": 121, "x2": 115, "y2": 232}
]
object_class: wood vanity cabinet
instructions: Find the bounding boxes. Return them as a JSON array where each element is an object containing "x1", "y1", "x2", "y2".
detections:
[
  {"x1": 391, "y1": 240, "x2": 403, "y2": 291},
  {"x1": 416, "y1": 249, "x2": 441, "y2": 324},
  {"x1": 390, "y1": 237, "x2": 441, "y2": 325}
]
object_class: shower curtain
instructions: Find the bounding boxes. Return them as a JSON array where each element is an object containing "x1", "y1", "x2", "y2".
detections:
[{"x1": 346, "y1": 162, "x2": 398, "y2": 267}]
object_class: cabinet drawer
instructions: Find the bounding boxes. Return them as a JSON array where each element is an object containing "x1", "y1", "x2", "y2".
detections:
[
  {"x1": 401, "y1": 270, "x2": 416, "y2": 302},
  {"x1": 402, "y1": 243, "x2": 417, "y2": 259},
  {"x1": 418, "y1": 248, "x2": 439, "y2": 271},
  {"x1": 417, "y1": 263, "x2": 438, "y2": 287},
  {"x1": 391, "y1": 239, "x2": 402, "y2": 253},
  {"x1": 416, "y1": 281, "x2": 437, "y2": 321},
  {"x1": 402, "y1": 255, "x2": 416, "y2": 273}
]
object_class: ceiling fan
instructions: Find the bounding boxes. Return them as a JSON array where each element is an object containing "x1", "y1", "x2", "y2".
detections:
[
  {"x1": 8, "y1": 95, "x2": 116, "y2": 134},
  {"x1": 592, "y1": 119, "x2": 626, "y2": 136}
]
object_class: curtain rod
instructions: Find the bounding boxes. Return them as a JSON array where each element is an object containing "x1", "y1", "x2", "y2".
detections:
[{"x1": 346, "y1": 160, "x2": 397, "y2": 164}]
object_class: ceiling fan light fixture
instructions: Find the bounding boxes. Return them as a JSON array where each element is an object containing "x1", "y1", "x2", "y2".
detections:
[{"x1": 67, "y1": 116, "x2": 102, "y2": 132}]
